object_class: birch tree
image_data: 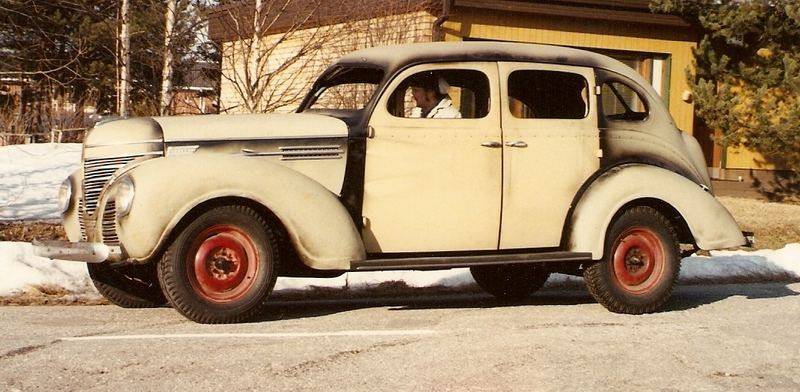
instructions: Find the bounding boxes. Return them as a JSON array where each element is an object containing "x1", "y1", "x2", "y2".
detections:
[
  {"x1": 118, "y1": 0, "x2": 131, "y2": 117},
  {"x1": 159, "y1": 0, "x2": 178, "y2": 115},
  {"x1": 211, "y1": 0, "x2": 335, "y2": 113}
]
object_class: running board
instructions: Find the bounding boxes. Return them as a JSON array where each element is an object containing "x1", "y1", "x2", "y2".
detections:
[{"x1": 352, "y1": 251, "x2": 593, "y2": 271}]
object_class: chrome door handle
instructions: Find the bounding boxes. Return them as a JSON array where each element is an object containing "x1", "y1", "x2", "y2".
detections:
[
  {"x1": 481, "y1": 141, "x2": 502, "y2": 148},
  {"x1": 505, "y1": 141, "x2": 528, "y2": 148}
]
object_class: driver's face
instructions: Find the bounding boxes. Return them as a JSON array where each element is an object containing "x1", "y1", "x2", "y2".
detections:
[{"x1": 411, "y1": 87, "x2": 435, "y2": 109}]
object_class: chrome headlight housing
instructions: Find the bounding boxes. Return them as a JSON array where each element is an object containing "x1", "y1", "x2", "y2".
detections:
[
  {"x1": 57, "y1": 178, "x2": 72, "y2": 215},
  {"x1": 114, "y1": 176, "x2": 135, "y2": 218}
]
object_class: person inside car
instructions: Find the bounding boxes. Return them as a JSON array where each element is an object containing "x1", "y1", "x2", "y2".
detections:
[{"x1": 409, "y1": 73, "x2": 462, "y2": 119}]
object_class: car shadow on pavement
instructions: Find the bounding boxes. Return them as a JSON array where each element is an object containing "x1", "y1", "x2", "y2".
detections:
[
  {"x1": 666, "y1": 281, "x2": 800, "y2": 311},
  {"x1": 254, "y1": 282, "x2": 800, "y2": 322}
]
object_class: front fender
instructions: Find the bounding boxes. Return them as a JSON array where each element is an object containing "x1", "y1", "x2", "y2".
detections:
[
  {"x1": 567, "y1": 164, "x2": 745, "y2": 259},
  {"x1": 115, "y1": 155, "x2": 365, "y2": 269}
]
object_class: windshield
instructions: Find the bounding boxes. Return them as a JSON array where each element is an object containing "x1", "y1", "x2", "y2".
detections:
[{"x1": 303, "y1": 66, "x2": 384, "y2": 111}]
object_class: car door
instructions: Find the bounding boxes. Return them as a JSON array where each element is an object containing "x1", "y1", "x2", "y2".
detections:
[
  {"x1": 362, "y1": 62, "x2": 502, "y2": 253},
  {"x1": 498, "y1": 62, "x2": 600, "y2": 249}
]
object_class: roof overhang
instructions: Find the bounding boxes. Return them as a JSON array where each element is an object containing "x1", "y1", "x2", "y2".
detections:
[{"x1": 453, "y1": 0, "x2": 691, "y2": 28}]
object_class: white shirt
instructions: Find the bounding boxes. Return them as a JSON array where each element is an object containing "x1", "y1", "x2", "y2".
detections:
[{"x1": 410, "y1": 98, "x2": 462, "y2": 119}]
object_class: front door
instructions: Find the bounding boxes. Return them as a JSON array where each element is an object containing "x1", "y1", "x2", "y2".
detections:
[
  {"x1": 498, "y1": 62, "x2": 600, "y2": 249},
  {"x1": 362, "y1": 62, "x2": 502, "y2": 253}
]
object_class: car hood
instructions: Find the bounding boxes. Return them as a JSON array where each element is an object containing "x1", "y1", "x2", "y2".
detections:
[{"x1": 152, "y1": 113, "x2": 349, "y2": 143}]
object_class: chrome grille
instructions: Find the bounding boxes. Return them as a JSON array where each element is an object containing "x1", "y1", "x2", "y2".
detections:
[
  {"x1": 101, "y1": 200, "x2": 119, "y2": 245},
  {"x1": 81, "y1": 154, "x2": 146, "y2": 242},
  {"x1": 78, "y1": 198, "x2": 87, "y2": 241},
  {"x1": 83, "y1": 155, "x2": 142, "y2": 214}
]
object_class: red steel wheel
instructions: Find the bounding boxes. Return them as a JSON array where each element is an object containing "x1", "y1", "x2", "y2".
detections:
[
  {"x1": 158, "y1": 205, "x2": 280, "y2": 324},
  {"x1": 583, "y1": 206, "x2": 681, "y2": 314},
  {"x1": 188, "y1": 225, "x2": 260, "y2": 303},
  {"x1": 611, "y1": 227, "x2": 665, "y2": 295}
]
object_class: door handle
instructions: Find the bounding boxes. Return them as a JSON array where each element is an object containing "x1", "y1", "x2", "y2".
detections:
[
  {"x1": 481, "y1": 141, "x2": 502, "y2": 148},
  {"x1": 505, "y1": 141, "x2": 528, "y2": 148}
]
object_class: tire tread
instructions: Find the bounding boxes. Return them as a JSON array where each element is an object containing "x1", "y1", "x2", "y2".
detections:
[
  {"x1": 157, "y1": 205, "x2": 280, "y2": 324},
  {"x1": 583, "y1": 205, "x2": 681, "y2": 315}
]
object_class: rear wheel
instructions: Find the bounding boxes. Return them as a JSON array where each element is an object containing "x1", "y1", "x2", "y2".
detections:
[
  {"x1": 158, "y1": 205, "x2": 279, "y2": 324},
  {"x1": 88, "y1": 262, "x2": 166, "y2": 308},
  {"x1": 583, "y1": 206, "x2": 681, "y2": 314},
  {"x1": 470, "y1": 264, "x2": 550, "y2": 300}
]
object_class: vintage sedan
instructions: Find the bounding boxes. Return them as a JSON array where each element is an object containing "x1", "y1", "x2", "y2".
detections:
[{"x1": 35, "y1": 42, "x2": 750, "y2": 323}]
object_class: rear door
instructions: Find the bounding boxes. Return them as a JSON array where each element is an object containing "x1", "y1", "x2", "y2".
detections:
[{"x1": 498, "y1": 62, "x2": 600, "y2": 249}]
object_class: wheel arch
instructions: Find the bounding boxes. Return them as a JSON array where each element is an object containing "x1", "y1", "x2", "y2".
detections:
[
  {"x1": 565, "y1": 164, "x2": 745, "y2": 259},
  {"x1": 154, "y1": 196, "x2": 344, "y2": 278},
  {"x1": 608, "y1": 198, "x2": 694, "y2": 246}
]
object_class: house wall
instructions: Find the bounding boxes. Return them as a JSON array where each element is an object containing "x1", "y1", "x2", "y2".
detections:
[
  {"x1": 442, "y1": 7, "x2": 698, "y2": 134},
  {"x1": 219, "y1": 11, "x2": 436, "y2": 113}
]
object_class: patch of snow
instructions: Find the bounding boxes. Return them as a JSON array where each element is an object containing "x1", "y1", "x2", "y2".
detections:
[
  {"x1": 1, "y1": 241, "x2": 799, "y2": 300},
  {"x1": 0, "y1": 143, "x2": 82, "y2": 221},
  {"x1": 0, "y1": 242, "x2": 95, "y2": 296},
  {"x1": 681, "y1": 244, "x2": 800, "y2": 282}
]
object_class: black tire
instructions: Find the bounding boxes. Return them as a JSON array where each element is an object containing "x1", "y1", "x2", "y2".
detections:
[
  {"x1": 87, "y1": 262, "x2": 167, "y2": 308},
  {"x1": 470, "y1": 264, "x2": 550, "y2": 300},
  {"x1": 583, "y1": 205, "x2": 681, "y2": 314},
  {"x1": 157, "y1": 205, "x2": 279, "y2": 324}
]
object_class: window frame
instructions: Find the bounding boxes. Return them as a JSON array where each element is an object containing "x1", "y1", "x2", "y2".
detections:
[
  {"x1": 600, "y1": 80, "x2": 651, "y2": 123},
  {"x1": 371, "y1": 62, "x2": 499, "y2": 126}
]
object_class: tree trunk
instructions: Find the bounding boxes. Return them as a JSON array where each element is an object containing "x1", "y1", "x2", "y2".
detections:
[
  {"x1": 119, "y1": 0, "x2": 131, "y2": 117},
  {"x1": 159, "y1": 0, "x2": 177, "y2": 116}
]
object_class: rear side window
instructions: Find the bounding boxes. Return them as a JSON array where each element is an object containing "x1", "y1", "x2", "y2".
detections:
[
  {"x1": 601, "y1": 82, "x2": 648, "y2": 121},
  {"x1": 507, "y1": 70, "x2": 588, "y2": 119}
]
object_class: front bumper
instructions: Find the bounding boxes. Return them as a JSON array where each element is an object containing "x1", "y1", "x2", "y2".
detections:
[{"x1": 32, "y1": 240, "x2": 122, "y2": 263}]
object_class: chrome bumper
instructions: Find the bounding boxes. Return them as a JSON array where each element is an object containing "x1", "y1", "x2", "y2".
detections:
[{"x1": 32, "y1": 240, "x2": 122, "y2": 263}]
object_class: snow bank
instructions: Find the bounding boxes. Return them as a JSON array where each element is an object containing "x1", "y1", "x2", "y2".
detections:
[
  {"x1": 0, "y1": 242, "x2": 96, "y2": 297},
  {"x1": 0, "y1": 143, "x2": 82, "y2": 221},
  {"x1": 1, "y1": 241, "x2": 798, "y2": 300}
]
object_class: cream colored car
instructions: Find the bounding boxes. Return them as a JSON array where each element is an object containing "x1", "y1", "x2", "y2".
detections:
[{"x1": 35, "y1": 42, "x2": 750, "y2": 323}]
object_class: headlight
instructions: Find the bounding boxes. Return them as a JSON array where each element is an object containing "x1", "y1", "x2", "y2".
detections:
[
  {"x1": 114, "y1": 176, "x2": 135, "y2": 218},
  {"x1": 57, "y1": 178, "x2": 72, "y2": 215}
]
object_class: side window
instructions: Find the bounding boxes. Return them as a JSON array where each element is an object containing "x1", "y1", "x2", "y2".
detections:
[
  {"x1": 310, "y1": 83, "x2": 378, "y2": 110},
  {"x1": 387, "y1": 69, "x2": 490, "y2": 119},
  {"x1": 507, "y1": 70, "x2": 588, "y2": 119},
  {"x1": 601, "y1": 81, "x2": 648, "y2": 121}
]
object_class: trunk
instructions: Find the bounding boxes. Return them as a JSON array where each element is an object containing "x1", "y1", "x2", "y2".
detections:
[
  {"x1": 119, "y1": 0, "x2": 131, "y2": 117},
  {"x1": 159, "y1": 0, "x2": 178, "y2": 116}
]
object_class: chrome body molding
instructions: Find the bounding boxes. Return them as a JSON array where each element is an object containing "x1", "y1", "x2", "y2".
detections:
[
  {"x1": 241, "y1": 145, "x2": 344, "y2": 160},
  {"x1": 84, "y1": 139, "x2": 164, "y2": 148},
  {"x1": 167, "y1": 134, "x2": 346, "y2": 143}
]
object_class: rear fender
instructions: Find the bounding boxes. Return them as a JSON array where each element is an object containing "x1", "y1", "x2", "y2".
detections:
[{"x1": 567, "y1": 164, "x2": 745, "y2": 259}]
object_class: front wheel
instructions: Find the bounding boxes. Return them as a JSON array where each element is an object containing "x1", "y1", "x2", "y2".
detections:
[
  {"x1": 88, "y1": 262, "x2": 167, "y2": 308},
  {"x1": 583, "y1": 206, "x2": 681, "y2": 314},
  {"x1": 158, "y1": 205, "x2": 280, "y2": 324}
]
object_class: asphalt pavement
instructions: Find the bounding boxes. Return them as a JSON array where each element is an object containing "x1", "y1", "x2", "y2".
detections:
[{"x1": 2, "y1": 282, "x2": 800, "y2": 391}]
